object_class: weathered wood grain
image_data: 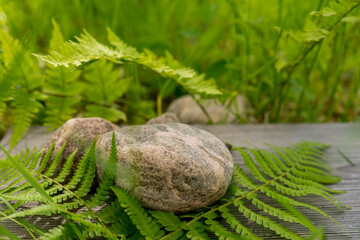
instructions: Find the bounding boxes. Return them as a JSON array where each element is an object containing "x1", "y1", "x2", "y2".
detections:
[{"x1": 1, "y1": 123, "x2": 359, "y2": 239}]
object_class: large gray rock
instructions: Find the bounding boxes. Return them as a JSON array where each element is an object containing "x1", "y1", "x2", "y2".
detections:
[
  {"x1": 167, "y1": 94, "x2": 246, "y2": 124},
  {"x1": 95, "y1": 123, "x2": 233, "y2": 213},
  {"x1": 42, "y1": 118, "x2": 118, "y2": 177}
]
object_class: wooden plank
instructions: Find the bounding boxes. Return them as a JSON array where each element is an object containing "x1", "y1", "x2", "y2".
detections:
[{"x1": 1, "y1": 123, "x2": 359, "y2": 239}]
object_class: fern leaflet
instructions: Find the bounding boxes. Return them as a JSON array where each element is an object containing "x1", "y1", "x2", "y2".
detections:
[{"x1": 34, "y1": 28, "x2": 222, "y2": 97}]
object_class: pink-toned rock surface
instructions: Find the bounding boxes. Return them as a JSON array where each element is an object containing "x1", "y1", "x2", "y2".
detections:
[
  {"x1": 146, "y1": 112, "x2": 179, "y2": 125},
  {"x1": 95, "y1": 123, "x2": 233, "y2": 213},
  {"x1": 42, "y1": 118, "x2": 118, "y2": 177},
  {"x1": 167, "y1": 94, "x2": 246, "y2": 124}
]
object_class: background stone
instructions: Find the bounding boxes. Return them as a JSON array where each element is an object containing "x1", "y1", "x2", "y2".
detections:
[
  {"x1": 146, "y1": 112, "x2": 180, "y2": 125},
  {"x1": 167, "y1": 94, "x2": 246, "y2": 124}
]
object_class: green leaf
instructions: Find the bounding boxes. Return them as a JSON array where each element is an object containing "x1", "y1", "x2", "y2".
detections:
[
  {"x1": 84, "y1": 104, "x2": 127, "y2": 122},
  {"x1": 149, "y1": 211, "x2": 183, "y2": 231},
  {"x1": 84, "y1": 60, "x2": 130, "y2": 104},
  {"x1": 0, "y1": 144, "x2": 53, "y2": 203},
  {"x1": 111, "y1": 186, "x2": 165, "y2": 240},
  {"x1": 34, "y1": 29, "x2": 222, "y2": 97},
  {"x1": 88, "y1": 132, "x2": 117, "y2": 207}
]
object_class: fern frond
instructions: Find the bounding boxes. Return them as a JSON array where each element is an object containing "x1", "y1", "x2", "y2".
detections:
[
  {"x1": 73, "y1": 142, "x2": 96, "y2": 198},
  {"x1": 44, "y1": 20, "x2": 83, "y2": 130},
  {"x1": 0, "y1": 145, "x2": 53, "y2": 204},
  {"x1": 44, "y1": 95, "x2": 80, "y2": 130},
  {"x1": 0, "y1": 149, "x2": 39, "y2": 194},
  {"x1": 10, "y1": 89, "x2": 43, "y2": 149},
  {"x1": 235, "y1": 199, "x2": 302, "y2": 240},
  {"x1": 244, "y1": 147, "x2": 347, "y2": 210},
  {"x1": 0, "y1": 72, "x2": 12, "y2": 117},
  {"x1": 64, "y1": 213, "x2": 119, "y2": 240},
  {"x1": 39, "y1": 225, "x2": 65, "y2": 240},
  {"x1": 0, "y1": 30, "x2": 44, "y2": 148},
  {"x1": 0, "y1": 224, "x2": 22, "y2": 240},
  {"x1": 205, "y1": 218, "x2": 245, "y2": 240},
  {"x1": 34, "y1": 28, "x2": 222, "y2": 97},
  {"x1": 97, "y1": 200, "x2": 137, "y2": 237},
  {"x1": 43, "y1": 142, "x2": 66, "y2": 178},
  {"x1": 1, "y1": 203, "x2": 64, "y2": 219},
  {"x1": 53, "y1": 149, "x2": 77, "y2": 183},
  {"x1": 183, "y1": 221, "x2": 210, "y2": 240},
  {"x1": 111, "y1": 185, "x2": 165, "y2": 239},
  {"x1": 84, "y1": 104, "x2": 126, "y2": 122},
  {"x1": 258, "y1": 149, "x2": 343, "y2": 194},
  {"x1": 149, "y1": 211, "x2": 184, "y2": 232},
  {"x1": 218, "y1": 206, "x2": 262, "y2": 240},
  {"x1": 39, "y1": 141, "x2": 55, "y2": 173},
  {"x1": 64, "y1": 140, "x2": 93, "y2": 190},
  {"x1": 88, "y1": 132, "x2": 117, "y2": 207},
  {"x1": 232, "y1": 161, "x2": 348, "y2": 235},
  {"x1": 84, "y1": 60, "x2": 129, "y2": 105}
]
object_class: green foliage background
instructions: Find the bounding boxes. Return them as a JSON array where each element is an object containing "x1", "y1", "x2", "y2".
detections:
[{"x1": 1, "y1": 0, "x2": 360, "y2": 146}]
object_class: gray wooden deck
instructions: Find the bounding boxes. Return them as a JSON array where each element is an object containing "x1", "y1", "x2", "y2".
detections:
[{"x1": 1, "y1": 123, "x2": 360, "y2": 239}]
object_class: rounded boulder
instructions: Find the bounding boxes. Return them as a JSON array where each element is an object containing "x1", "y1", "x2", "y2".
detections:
[
  {"x1": 95, "y1": 123, "x2": 233, "y2": 213},
  {"x1": 42, "y1": 117, "x2": 118, "y2": 177}
]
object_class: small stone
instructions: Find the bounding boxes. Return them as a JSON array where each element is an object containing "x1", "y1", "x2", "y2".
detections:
[
  {"x1": 167, "y1": 94, "x2": 246, "y2": 124},
  {"x1": 146, "y1": 112, "x2": 180, "y2": 125},
  {"x1": 42, "y1": 118, "x2": 118, "y2": 177},
  {"x1": 95, "y1": 123, "x2": 233, "y2": 213}
]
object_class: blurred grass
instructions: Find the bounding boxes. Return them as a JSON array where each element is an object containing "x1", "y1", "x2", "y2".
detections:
[{"x1": 1, "y1": 0, "x2": 360, "y2": 125}]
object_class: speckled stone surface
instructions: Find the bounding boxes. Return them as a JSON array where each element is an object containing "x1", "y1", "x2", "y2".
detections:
[
  {"x1": 95, "y1": 123, "x2": 233, "y2": 213},
  {"x1": 42, "y1": 118, "x2": 118, "y2": 177},
  {"x1": 146, "y1": 112, "x2": 180, "y2": 125},
  {"x1": 167, "y1": 94, "x2": 246, "y2": 124}
]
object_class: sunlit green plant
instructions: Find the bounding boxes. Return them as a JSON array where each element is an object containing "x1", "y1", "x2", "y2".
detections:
[{"x1": 0, "y1": 136, "x2": 350, "y2": 239}]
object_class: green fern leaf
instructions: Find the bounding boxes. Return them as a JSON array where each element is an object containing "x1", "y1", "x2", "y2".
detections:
[
  {"x1": 0, "y1": 30, "x2": 44, "y2": 148},
  {"x1": 73, "y1": 141, "x2": 96, "y2": 198},
  {"x1": 205, "y1": 219, "x2": 244, "y2": 240},
  {"x1": 44, "y1": 85, "x2": 81, "y2": 130},
  {"x1": 43, "y1": 142, "x2": 66, "y2": 177},
  {"x1": 0, "y1": 70, "x2": 12, "y2": 117},
  {"x1": 149, "y1": 211, "x2": 183, "y2": 232},
  {"x1": 111, "y1": 185, "x2": 165, "y2": 240},
  {"x1": 34, "y1": 28, "x2": 222, "y2": 97},
  {"x1": 183, "y1": 221, "x2": 210, "y2": 240},
  {"x1": 44, "y1": 20, "x2": 83, "y2": 129},
  {"x1": 235, "y1": 199, "x2": 302, "y2": 240},
  {"x1": 0, "y1": 149, "x2": 39, "y2": 194},
  {"x1": 88, "y1": 132, "x2": 117, "y2": 207},
  {"x1": 49, "y1": 19, "x2": 65, "y2": 52},
  {"x1": 39, "y1": 225, "x2": 65, "y2": 240},
  {"x1": 219, "y1": 206, "x2": 262, "y2": 240},
  {"x1": 1, "y1": 203, "x2": 64, "y2": 219},
  {"x1": 99, "y1": 200, "x2": 137, "y2": 236},
  {"x1": 84, "y1": 60, "x2": 129, "y2": 105},
  {"x1": 53, "y1": 149, "x2": 77, "y2": 183},
  {"x1": 0, "y1": 224, "x2": 22, "y2": 240},
  {"x1": 65, "y1": 139, "x2": 94, "y2": 190},
  {"x1": 84, "y1": 104, "x2": 127, "y2": 122},
  {"x1": 10, "y1": 89, "x2": 43, "y2": 149}
]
